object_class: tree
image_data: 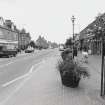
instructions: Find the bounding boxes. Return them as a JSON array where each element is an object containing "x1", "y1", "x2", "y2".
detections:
[
  {"x1": 48, "y1": 41, "x2": 58, "y2": 48},
  {"x1": 29, "y1": 40, "x2": 36, "y2": 48},
  {"x1": 51, "y1": 42, "x2": 58, "y2": 48},
  {"x1": 36, "y1": 36, "x2": 49, "y2": 49}
]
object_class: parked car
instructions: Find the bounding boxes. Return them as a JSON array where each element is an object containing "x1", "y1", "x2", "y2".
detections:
[
  {"x1": 0, "y1": 42, "x2": 18, "y2": 58},
  {"x1": 25, "y1": 47, "x2": 34, "y2": 53}
]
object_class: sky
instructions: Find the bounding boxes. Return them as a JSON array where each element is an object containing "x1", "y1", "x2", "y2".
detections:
[{"x1": 0, "y1": 0, "x2": 105, "y2": 43}]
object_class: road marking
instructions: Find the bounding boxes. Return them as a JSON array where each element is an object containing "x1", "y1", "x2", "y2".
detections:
[
  {"x1": 29, "y1": 65, "x2": 34, "y2": 74},
  {"x1": 0, "y1": 76, "x2": 30, "y2": 105},
  {"x1": 2, "y1": 60, "x2": 44, "y2": 87},
  {"x1": 2, "y1": 73, "x2": 29, "y2": 87},
  {"x1": 2, "y1": 65, "x2": 35, "y2": 87},
  {"x1": 0, "y1": 56, "x2": 35, "y2": 68},
  {"x1": 0, "y1": 58, "x2": 48, "y2": 104}
]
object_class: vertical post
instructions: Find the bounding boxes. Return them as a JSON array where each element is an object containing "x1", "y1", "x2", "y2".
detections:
[
  {"x1": 97, "y1": 17, "x2": 105, "y2": 96},
  {"x1": 71, "y1": 15, "x2": 75, "y2": 58},
  {"x1": 18, "y1": 32, "x2": 20, "y2": 50},
  {"x1": 101, "y1": 31, "x2": 104, "y2": 96},
  {"x1": 95, "y1": 16, "x2": 105, "y2": 96},
  {"x1": 104, "y1": 34, "x2": 105, "y2": 95},
  {"x1": 72, "y1": 20, "x2": 74, "y2": 41}
]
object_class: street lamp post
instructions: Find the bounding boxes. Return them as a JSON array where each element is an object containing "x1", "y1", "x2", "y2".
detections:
[
  {"x1": 71, "y1": 15, "x2": 75, "y2": 41},
  {"x1": 71, "y1": 15, "x2": 75, "y2": 58}
]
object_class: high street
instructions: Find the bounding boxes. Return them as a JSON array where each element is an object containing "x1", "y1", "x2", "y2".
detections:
[
  {"x1": 0, "y1": 49, "x2": 57, "y2": 104},
  {"x1": 0, "y1": 49, "x2": 105, "y2": 105}
]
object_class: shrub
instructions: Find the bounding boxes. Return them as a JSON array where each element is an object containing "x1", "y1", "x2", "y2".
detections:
[
  {"x1": 61, "y1": 48, "x2": 73, "y2": 61},
  {"x1": 57, "y1": 60, "x2": 90, "y2": 87}
]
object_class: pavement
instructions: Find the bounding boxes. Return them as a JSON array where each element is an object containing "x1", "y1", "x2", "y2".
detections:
[{"x1": 2, "y1": 51, "x2": 105, "y2": 105}]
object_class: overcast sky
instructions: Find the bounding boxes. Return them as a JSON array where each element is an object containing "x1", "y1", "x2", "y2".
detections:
[{"x1": 0, "y1": 0, "x2": 105, "y2": 43}]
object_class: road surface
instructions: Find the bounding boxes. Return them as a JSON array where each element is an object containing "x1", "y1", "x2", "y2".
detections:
[
  {"x1": 0, "y1": 49, "x2": 105, "y2": 105},
  {"x1": 0, "y1": 49, "x2": 57, "y2": 104}
]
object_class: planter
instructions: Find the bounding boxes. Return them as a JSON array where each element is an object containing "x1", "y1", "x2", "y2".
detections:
[
  {"x1": 60, "y1": 71, "x2": 80, "y2": 88},
  {"x1": 57, "y1": 59, "x2": 89, "y2": 88}
]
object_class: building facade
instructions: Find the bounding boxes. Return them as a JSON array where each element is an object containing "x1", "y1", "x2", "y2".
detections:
[
  {"x1": 20, "y1": 32, "x2": 31, "y2": 50},
  {"x1": 0, "y1": 17, "x2": 31, "y2": 50},
  {"x1": 79, "y1": 13, "x2": 105, "y2": 55}
]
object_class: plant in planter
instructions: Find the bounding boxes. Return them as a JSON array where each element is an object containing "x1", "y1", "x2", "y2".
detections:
[
  {"x1": 61, "y1": 48, "x2": 73, "y2": 61},
  {"x1": 57, "y1": 60, "x2": 90, "y2": 88}
]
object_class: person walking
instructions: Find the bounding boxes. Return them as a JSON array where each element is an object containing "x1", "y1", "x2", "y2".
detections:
[
  {"x1": 73, "y1": 46, "x2": 78, "y2": 61},
  {"x1": 82, "y1": 47, "x2": 88, "y2": 63}
]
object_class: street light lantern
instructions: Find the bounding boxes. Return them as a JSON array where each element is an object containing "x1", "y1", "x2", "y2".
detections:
[{"x1": 71, "y1": 15, "x2": 75, "y2": 23}]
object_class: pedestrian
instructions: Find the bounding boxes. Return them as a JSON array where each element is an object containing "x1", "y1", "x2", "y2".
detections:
[
  {"x1": 73, "y1": 46, "x2": 78, "y2": 61},
  {"x1": 82, "y1": 48, "x2": 88, "y2": 63},
  {"x1": 88, "y1": 49, "x2": 91, "y2": 55}
]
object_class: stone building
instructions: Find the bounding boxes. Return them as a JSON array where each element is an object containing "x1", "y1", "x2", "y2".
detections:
[
  {"x1": 20, "y1": 32, "x2": 31, "y2": 50},
  {"x1": 0, "y1": 17, "x2": 31, "y2": 50},
  {"x1": 0, "y1": 18, "x2": 18, "y2": 48}
]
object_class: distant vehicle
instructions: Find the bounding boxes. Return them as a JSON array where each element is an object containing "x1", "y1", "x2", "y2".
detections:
[
  {"x1": 59, "y1": 45, "x2": 65, "y2": 51},
  {"x1": 25, "y1": 46, "x2": 34, "y2": 53},
  {"x1": 0, "y1": 40, "x2": 18, "y2": 57}
]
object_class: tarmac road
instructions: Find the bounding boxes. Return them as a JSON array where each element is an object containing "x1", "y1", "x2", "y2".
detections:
[
  {"x1": 0, "y1": 49, "x2": 57, "y2": 104},
  {"x1": 0, "y1": 49, "x2": 105, "y2": 105}
]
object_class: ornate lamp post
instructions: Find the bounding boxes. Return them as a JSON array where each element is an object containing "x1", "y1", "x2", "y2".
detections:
[
  {"x1": 71, "y1": 15, "x2": 75, "y2": 58},
  {"x1": 71, "y1": 15, "x2": 75, "y2": 42}
]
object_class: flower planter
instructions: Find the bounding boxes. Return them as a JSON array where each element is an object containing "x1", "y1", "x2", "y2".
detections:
[
  {"x1": 60, "y1": 71, "x2": 80, "y2": 88},
  {"x1": 57, "y1": 58, "x2": 89, "y2": 88}
]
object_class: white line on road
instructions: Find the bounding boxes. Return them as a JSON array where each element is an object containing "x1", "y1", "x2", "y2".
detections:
[
  {"x1": 0, "y1": 56, "x2": 35, "y2": 68},
  {"x1": 2, "y1": 73, "x2": 29, "y2": 87},
  {"x1": 2, "y1": 66, "x2": 34, "y2": 87},
  {"x1": 2, "y1": 60, "x2": 44, "y2": 87},
  {"x1": 29, "y1": 65, "x2": 34, "y2": 74},
  {"x1": 0, "y1": 76, "x2": 31, "y2": 105}
]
